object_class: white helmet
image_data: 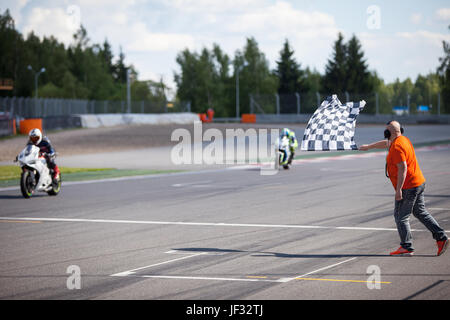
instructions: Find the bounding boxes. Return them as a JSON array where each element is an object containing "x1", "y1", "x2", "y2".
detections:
[{"x1": 29, "y1": 128, "x2": 42, "y2": 145}]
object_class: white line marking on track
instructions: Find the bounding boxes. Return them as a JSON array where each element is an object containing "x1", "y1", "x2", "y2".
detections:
[
  {"x1": 1, "y1": 217, "x2": 445, "y2": 232},
  {"x1": 111, "y1": 252, "x2": 207, "y2": 277},
  {"x1": 166, "y1": 249, "x2": 227, "y2": 256},
  {"x1": 278, "y1": 257, "x2": 358, "y2": 283}
]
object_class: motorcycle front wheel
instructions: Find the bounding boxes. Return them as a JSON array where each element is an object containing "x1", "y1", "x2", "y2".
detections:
[
  {"x1": 47, "y1": 173, "x2": 61, "y2": 196},
  {"x1": 20, "y1": 170, "x2": 35, "y2": 198}
]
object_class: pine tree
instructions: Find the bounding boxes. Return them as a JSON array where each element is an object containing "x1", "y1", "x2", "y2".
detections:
[
  {"x1": 274, "y1": 39, "x2": 303, "y2": 94},
  {"x1": 100, "y1": 39, "x2": 115, "y2": 77},
  {"x1": 346, "y1": 34, "x2": 372, "y2": 94},
  {"x1": 322, "y1": 32, "x2": 347, "y2": 95}
]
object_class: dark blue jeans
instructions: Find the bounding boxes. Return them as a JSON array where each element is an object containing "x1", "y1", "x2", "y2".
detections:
[{"x1": 394, "y1": 183, "x2": 447, "y2": 251}]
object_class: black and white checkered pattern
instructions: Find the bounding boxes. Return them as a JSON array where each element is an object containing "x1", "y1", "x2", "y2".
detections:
[{"x1": 301, "y1": 94, "x2": 366, "y2": 151}]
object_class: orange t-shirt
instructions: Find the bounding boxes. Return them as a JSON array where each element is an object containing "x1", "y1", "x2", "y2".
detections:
[{"x1": 386, "y1": 136, "x2": 425, "y2": 190}]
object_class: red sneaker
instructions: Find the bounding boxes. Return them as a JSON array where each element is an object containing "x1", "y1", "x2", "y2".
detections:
[
  {"x1": 437, "y1": 239, "x2": 448, "y2": 256},
  {"x1": 390, "y1": 247, "x2": 414, "y2": 256}
]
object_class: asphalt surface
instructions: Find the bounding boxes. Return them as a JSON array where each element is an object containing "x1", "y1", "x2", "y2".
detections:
[
  {"x1": 55, "y1": 124, "x2": 450, "y2": 170},
  {"x1": 1, "y1": 127, "x2": 450, "y2": 300}
]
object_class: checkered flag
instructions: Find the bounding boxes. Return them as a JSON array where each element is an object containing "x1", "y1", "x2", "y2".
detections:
[{"x1": 301, "y1": 94, "x2": 366, "y2": 151}]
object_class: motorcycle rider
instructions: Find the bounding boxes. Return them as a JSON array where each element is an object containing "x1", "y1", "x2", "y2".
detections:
[
  {"x1": 280, "y1": 128, "x2": 298, "y2": 165},
  {"x1": 27, "y1": 128, "x2": 60, "y2": 181}
]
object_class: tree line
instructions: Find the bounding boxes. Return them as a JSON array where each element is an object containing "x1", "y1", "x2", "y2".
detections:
[
  {"x1": 1, "y1": 8, "x2": 449, "y2": 115},
  {"x1": 0, "y1": 9, "x2": 167, "y2": 105},
  {"x1": 175, "y1": 32, "x2": 447, "y2": 116}
]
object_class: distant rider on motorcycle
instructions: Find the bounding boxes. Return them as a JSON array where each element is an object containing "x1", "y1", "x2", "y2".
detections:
[
  {"x1": 280, "y1": 128, "x2": 298, "y2": 166},
  {"x1": 27, "y1": 128, "x2": 60, "y2": 181}
]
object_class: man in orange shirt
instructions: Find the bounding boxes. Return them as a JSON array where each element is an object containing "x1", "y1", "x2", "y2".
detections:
[{"x1": 360, "y1": 121, "x2": 448, "y2": 256}]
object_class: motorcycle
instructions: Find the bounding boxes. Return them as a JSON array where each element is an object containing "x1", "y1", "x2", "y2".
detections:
[
  {"x1": 275, "y1": 136, "x2": 291, "y2": 170},
  {"x1": 15, "y1": 144, "x2": 61, "y2": 198}
]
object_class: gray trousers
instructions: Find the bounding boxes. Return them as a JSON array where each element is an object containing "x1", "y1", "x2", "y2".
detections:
[{"x1": 394, "y1": 183, "x2": 447, "y2": 251}]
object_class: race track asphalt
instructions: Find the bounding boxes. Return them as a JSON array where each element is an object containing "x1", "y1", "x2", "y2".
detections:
[{"x1": 0, "y1": 126, "x2": 449, "y2": 301}]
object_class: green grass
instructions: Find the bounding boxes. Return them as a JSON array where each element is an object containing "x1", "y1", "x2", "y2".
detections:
[
  {"x1": 0, "y1": 165, "x2": 112, "y2": 181},
  {"x1": 0, "y1": 166, "x2": 184, "y2": 188}
]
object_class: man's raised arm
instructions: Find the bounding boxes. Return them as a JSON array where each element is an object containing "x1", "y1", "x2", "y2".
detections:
[{"x1": 359, "y1": 140, "x2": 388, "y2": 151}]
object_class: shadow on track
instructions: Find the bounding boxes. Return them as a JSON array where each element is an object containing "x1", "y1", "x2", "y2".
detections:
[{"x1": 173, "y1": 247, "x2": 392, "y2": 258}]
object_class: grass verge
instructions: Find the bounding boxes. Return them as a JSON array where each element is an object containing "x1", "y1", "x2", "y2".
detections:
[{"x1": 0, "y1": 166, "x2": 184, "y2": 188}]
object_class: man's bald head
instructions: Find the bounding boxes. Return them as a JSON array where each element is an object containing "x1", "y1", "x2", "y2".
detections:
[{"x1": 387, "y1": 121, "x2": 402, "y2": 134}]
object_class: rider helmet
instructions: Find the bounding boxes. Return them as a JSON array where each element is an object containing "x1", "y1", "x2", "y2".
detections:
[
  {"x1": 29, "y1": 128, "x2": 42, "y2": 145},
  {"x1": 281, "y1": 128, "x2": 290, "y2": 137}
]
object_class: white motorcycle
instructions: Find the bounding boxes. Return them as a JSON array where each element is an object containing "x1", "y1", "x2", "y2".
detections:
[
  {"x1": 275, "y1": 136, "x2": 291, "y2": 170},
  {"x1": 16, "y1": 144, "x2": 61, "y2": 198}
]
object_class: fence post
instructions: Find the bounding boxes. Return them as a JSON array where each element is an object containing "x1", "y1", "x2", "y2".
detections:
[
  {"x1": 10, "y1": 97, "x2": 15, "y2": 120},
  {"x1": 438, "y1": 92, "x2": 441, "y2": 116},
  {"x1": 39, "y1": 98, "x2": 43, "y2": 118},
  {"x1": 4, "y1": 97, "x2": 9, "y2": 116},
  {"x1": 316, "y1": 92, "x2": 320, "y2": 107},
  {"x1": 407, "y1": 93, "x2": 410, "y2": 115},
  {"x1": 126, "y1": 69, "x2": 131, "y2": 113},
  {"x1": 44, "y1": 98, "x2": 48, "y2": 117},
  {"x1": 375, "y1": 92, "x2": 379, "y2": 115},
  {"x1": 24, "y1": 97, "x2": 28, "y2": 118},
  {"x1": 0, "y1": 97, "x2": 11, "y2": 116},
  {"x1": 18, "y1": 97, "x2": 23, "y2": 119},
  {"x1": 275, "y1": 93, "x2": 280, "y2": 115},
  {"x1": 295, "y1": 92, "x2": 300, "y2": 114},
  {"x1": 345, "y1": 91, "x2": 349, "y2": 103}
]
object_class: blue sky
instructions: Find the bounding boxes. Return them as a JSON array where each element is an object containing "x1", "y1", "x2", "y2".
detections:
[{"x1": 3, "y1": 0, "x2": 450, "y2": 94}]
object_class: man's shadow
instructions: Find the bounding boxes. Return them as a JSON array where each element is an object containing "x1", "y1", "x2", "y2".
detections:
[{"x1": 172, "y1": 247, "x2": 393, "y2": 258}]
